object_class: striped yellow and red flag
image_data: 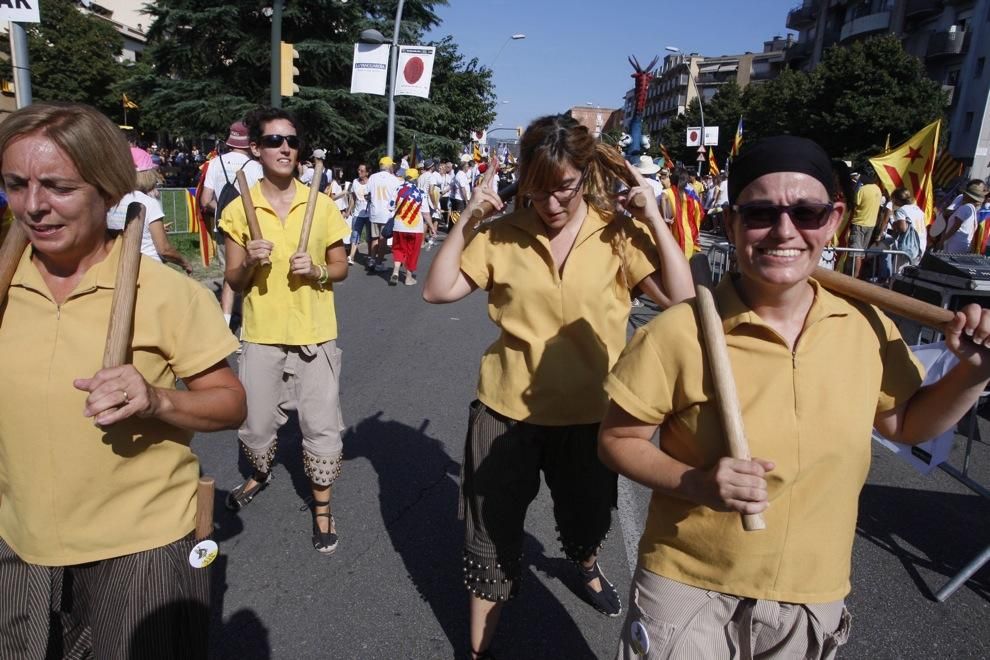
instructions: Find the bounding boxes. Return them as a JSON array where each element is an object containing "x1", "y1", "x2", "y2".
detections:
[
  {"x1": 659, "y1": 143, "x2": 675, "y2": 171},
  {"x1": 869, "y1": 119, "x2": 939, "y2": 225},
  {"x1": 708, "y1": 147, "x2": 720, "y2": 177},
  {"x1": 192, "y1": 158, "x2": 215, "y2": 267},
  {"x1": 730, "y1": 117, "x2": 744, "y2": 158},
  {"x1": 932, "y1": 150, "x2": 964, "y2": 188},
  {"x1": 669, "y1": 186, "x2": 702, "y2": 257}
]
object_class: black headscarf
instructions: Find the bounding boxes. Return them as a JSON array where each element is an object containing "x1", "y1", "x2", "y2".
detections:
[{"x1": 728, "y1": 135, "x2": 836, "y2": 205}]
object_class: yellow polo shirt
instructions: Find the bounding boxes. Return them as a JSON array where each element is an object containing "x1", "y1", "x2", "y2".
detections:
[
  {"x1": 851, "y1": 183, "x2": 882, "y2": 227},
  {"x1": 220, "y1": 180, "x2": 350, "y2": 346},
  {"x1": 605, "y1": 276, "x2": 925, "y2": 603},
  {"x1": 0, "y1": 238, "x2": 238, "y2": 566},
  {"x1": 460, "y1": 206, "x2": 660, "y2": 425}
]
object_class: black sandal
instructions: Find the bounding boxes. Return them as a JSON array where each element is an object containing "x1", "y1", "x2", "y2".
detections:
[
  {"x1": 312, "y1": 499, "x2": 338, "y2": 555},
  {"x1": 225, "y1": 471, "x2": 272, "y2": 511},
  {"x1": 470, "y1": 649, "x2": 496, "y2": 660},
  {"x1": 579, "y1": 560, "x2": 622, "y2": 617}
]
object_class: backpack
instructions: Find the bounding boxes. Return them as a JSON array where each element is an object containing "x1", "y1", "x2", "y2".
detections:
[{"x1": 216, "y1": 155, "x2": 249, "y2": 218}]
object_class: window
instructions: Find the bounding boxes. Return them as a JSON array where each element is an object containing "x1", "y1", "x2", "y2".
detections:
[
  {"x1": 976, "y1": 57, "x2": 985, "y2": 78},
  {"x1": 947, "y1": 69, "x2": 960, "y2": 85}
]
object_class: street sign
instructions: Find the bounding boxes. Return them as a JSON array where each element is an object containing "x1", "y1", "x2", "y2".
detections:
[
  {"x1": 0, "y1": 0, "x2": 41, "y2": 23},
  {"x1": 697, "y1": 152, "x2": 705, "y2": 162},
  {"x1": 686, "y1": 126, "x2": 720, "y2": 147}
]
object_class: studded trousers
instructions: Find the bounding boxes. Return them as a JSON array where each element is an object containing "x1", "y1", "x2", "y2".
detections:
[
  {"x1": 237, "y1": 341, "x2": 345, "y2": 486},
  {"x1": 460, "y1": 401, "x2": 617, "y2": 602}
]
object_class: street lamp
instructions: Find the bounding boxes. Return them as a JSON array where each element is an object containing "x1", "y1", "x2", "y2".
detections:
[
  {"x1": 358, "y1": 0, "x2": 407, "y2": 158},
  {"x1": 491, "y1": 33, "x2": 526, "y2": 68},
  {"x1": 665, "y1": 45, "x2": 706, "y2": 174}
]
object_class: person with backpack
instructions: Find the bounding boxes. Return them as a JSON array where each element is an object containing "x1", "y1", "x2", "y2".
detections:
[{"x1": 199, "y1": 121, "x2": 264, "y2": 327}]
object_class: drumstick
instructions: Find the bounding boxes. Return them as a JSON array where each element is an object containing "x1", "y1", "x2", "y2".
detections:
[
  {"x1": 235, "y1": 170, "x2": 269, "y2": 267},
  {"x1": 297, "y1": 159, "x2": 324, "y2": 253},
  {"x1": 689, "y1": 254, "x2": 767, "y2": 532},
  {"x1": 195, "y1": 476, "x2": 215, "y2": 540},
  {"x1": 813, "y1": 267, "x2": 955, "y2": 328},
  {"x1": 469, "y1": 156, "x2": 503, "y2": 221},
  {"x1": 103, "y1": 202, "x2": 145, "y2": 368},
  {"x1": 0, "y1": 221, "x2": 29, "y2": 307}
]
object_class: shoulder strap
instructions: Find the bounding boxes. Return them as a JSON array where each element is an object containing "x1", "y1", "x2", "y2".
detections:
[{"x1": 218, "y1": 154, "x2": 231, "y2": 185}]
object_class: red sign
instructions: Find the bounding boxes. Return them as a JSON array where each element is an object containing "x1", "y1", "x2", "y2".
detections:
[{"x1": 403, "y1": 57, "x2": 424, "y2": 84}]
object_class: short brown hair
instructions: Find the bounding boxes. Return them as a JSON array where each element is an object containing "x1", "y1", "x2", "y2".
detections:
[{"x1": 0, "y1": 103, "x2": 134, "y2": 207}]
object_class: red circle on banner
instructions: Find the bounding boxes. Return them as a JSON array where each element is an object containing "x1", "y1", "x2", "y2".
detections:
[
  {"x1": 689, "y1": 130, "x2": 699, "y2": 143},
  {"x1": 403, "y1": 57, "x2": 424, "y2": 84}
]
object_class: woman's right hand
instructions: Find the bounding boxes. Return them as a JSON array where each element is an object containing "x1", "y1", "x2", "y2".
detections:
[
  {"x1": 245, "y1": 239, "x2": 274, "y2": 268},
  {"x1": 694, "y1": 456, "x2": 775, "y2": 515},
  {"x1": 460, "y1": 161, "x2": 503, "y2": 226}
]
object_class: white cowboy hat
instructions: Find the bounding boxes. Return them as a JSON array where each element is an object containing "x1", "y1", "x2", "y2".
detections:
[
  {"x1": 459, "y1": 153, "x2": 474, "y2": 163},
  {"x1": 635, "y1": 155, "x2": 661, "y2": 175}
]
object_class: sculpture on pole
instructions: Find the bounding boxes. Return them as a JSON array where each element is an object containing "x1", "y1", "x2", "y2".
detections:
[{"x1": 624, "y1": 55, "x2": 659, "y2": 160}]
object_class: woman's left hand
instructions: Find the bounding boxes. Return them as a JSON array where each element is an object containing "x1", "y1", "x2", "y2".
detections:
[
  {"x1": 945, "y1": 303, "x2": 990, "y2": 374},
  {"x1": 617, "y1": 160, "x2": 664, "y2": 226},
  {"x1": 290, "y1": 251, "x2": 315, "y2": 278},
  {"x1": 74, "y1": 365, "x2": 160, "y2": 427}
]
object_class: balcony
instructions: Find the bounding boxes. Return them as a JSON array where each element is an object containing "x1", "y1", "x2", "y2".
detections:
[
  {"x1": 905, "y1": 0, "x2": 942, "y2": 19},
  {"x1": 942, "y1": 84, "x2": 956, "y2": 105},
  {"x1": 785, "y1": 39, "x2": 814, "y2": 62},
  {"x1": 839, "y1": 11, "x2": 891, "y2": 42},
  {"x1": 786, "y1": 3, "x2": 818, "y2": 29},
  {"x1": 927, "y1": 28, "x2": 967, "y2": 58}
]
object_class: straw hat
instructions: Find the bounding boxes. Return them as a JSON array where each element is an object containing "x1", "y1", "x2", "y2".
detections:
[{"x1": 635, "y1": 155, "x2": 661, "y2": 175}]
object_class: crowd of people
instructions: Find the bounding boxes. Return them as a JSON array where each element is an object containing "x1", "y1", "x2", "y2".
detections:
[{"x1": 2, "y1": 101, "x2": 990, "y2": 660}]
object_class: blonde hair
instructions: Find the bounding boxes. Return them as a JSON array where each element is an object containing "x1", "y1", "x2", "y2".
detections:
[
  {"x1": 134, "y1": 169, "x2": 159, "y2": 193},
  {"x1": 0, "y1": 103, "x2": 135, "y2": 207},
  {"x1": 518, "y1": 114, "x2": 639, "y2": 289}
]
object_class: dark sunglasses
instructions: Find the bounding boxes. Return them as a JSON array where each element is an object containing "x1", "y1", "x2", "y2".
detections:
[
  {"x1": 259, "y1": 134, "x2": 301, "y2": 150},
  {"x1": 732, "y1": 202, "x2": 834, "y2": 230}
]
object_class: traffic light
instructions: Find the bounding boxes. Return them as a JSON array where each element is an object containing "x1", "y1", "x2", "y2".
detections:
[{"x1": 280, "y1": 41, "x2": 299, "y2": 96}]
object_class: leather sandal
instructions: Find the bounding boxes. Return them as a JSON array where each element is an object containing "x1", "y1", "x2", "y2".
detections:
[
  {"x1": 225, "y1": 471, "x2": 272, "y2": 511},
  {"x1": 579, "y1": 560, "x2": 622, "y2": 617},
  {"x1": 312, "y1": 499, "x2": 338, "y2": 555}
]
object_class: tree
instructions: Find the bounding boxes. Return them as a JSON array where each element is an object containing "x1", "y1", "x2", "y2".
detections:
[
  {"x1": 0, "y1": 0, "x2": 127, "y2": 119},
  {"x1": 125, "y1": 0, "x2": 496, "y2": 162}
]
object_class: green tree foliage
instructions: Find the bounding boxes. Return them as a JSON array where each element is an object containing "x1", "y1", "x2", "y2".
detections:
[
  {"x1": 654, "y1": 35, "x2": 945, "y2": 169},
  {"x1": 0, "y1": 0, "x2": 127, "y2": 119},
  {"x1": 125, "y1": 0, "x2": 496, "y2": 162}
]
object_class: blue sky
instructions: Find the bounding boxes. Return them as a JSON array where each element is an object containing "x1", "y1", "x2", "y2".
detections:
[{"x1": 425, "y1": 0, "x2": 795, "y2": 133}]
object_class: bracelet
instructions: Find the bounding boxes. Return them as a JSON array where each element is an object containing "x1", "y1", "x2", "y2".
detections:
[{"x1": 317, "y1": 264, "x2": 329, "y2": 286}]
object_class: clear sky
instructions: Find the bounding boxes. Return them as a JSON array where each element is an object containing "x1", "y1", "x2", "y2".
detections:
[{"x1": 425, "y1": 0, "x2": 795, "y2": 134}]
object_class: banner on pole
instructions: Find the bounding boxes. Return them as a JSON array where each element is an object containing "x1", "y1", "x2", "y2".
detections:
[
  {"x1": 395, "y1": 46, "x2": 436, "y2": 98},
  {"x1": 686, "y1": 126, "x2": 720, "y2": 147},
  {"x1": 0, "y1": 0, "x2": 41, "y2": 22},
  {"x1": 350, "y1": 43, "x2": 390, "y2": 95}
]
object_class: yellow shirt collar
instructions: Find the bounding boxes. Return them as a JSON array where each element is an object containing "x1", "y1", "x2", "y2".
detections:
[
  {"x1": 12, "y1": 234, "x2": 122, "y2": 299},
  {"x1": 251, "y1": 179, "x2": 311, "y2": 218},
  {"x1": 715, "y1": 274, "x2": 850, "y2": 336}
]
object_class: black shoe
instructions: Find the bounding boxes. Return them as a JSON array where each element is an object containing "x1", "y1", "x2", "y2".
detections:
[
  {"x1": 311, "y1": 500, "x2": 338, "y2": 555},
  {"x1": 579, "y1": 561, "x2": 622, "y2": 617},
  {"x1": 225, "y1": 472, "x2": 272, "y2": 511}
]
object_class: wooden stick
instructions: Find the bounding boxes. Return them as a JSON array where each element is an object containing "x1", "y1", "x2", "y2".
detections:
[
  {"x1": 469, "y1": 156, "x2": 504, "y2": 221},
  {"x1": 813, "y1": 267, "x2": 955, "y2": 328},
  {"x1": 103, "y1": 202, "x2": 145, "y2": 369},
  {"x1": 0, "y1": 221, "x2": 29, "y2": 307},
  {"x1": 195, "y1": 476, "x2": 215, "y2": 540},
  {"x1": 297, "y1": 159, "x2": 324, "y2": 253},
  {"x1": 690, "y1": 254, "x2": 766, "y2": 532},
  {"x1": 235, "y1": 170, "x2": 268, "y2": 267}
]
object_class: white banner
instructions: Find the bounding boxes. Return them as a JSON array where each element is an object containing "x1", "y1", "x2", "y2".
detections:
[
  {"x1": 0, "y1": 0, "x2": 41, "y2": 22},
  {"x1": 395, "y1": 45, "x2": 436, "y2": 98},
  {"x1": 686, "y1": 126, "x2": 720, "y2": 147},
  {"x1": 350, "y1": 43, "x2": 389, "y2": 95},
  {"x1": 470, "y1": 129, "x2": 487, "y2": 144}
]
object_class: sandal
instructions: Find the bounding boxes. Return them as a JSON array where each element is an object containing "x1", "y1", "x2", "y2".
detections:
[
  {"x1": 470, "y1": 650, "x2": 496, "y2": 660},
  {"x1": 311, "y1": 499, "x2": 338, "y2": 555},
  {"x1": 579, "y1": 560, "x2": 622, "y2": 617},
  {"x1": 225, "y1": 471, "x2": 272, "y2": 511}
]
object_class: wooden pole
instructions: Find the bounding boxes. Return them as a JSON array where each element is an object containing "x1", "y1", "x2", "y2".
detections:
[
  {"x1": 235, "y1": 170, "x2": 269, "y2": 266},
  {"x1": 813, "y1": 266, "x2": 955, "y2": 328},
  {"x1": 103, "y1": 202, "x2": 145, "y2": 368},
  {"x1": 0, "y1": 222, "x2": 29, "y2": 307},
  {"x1": 296, "y1": 159, "x2": 324, "y2": 253},
  {"x1": 195, "y1": 477, "x2": 215, "y2": 540},
  {"x1": 690, "y1": 254, "x2": 766, "y2": 532}
]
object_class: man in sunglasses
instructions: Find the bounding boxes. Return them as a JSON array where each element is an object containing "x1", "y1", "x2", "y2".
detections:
[
  {"x1": 219, "y1": 107, "x2": 351, "y2": 554},
  {"x1": 601, "y1": 135, "x2": 990, "y2": 658}
]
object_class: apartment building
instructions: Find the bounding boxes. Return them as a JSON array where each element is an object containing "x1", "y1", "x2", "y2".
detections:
[{"x1": 786, "y1": 0, "x2": 990, "y2": 174}]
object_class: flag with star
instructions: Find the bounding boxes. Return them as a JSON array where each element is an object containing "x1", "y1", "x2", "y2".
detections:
[
  {"x1": 869, "y1": 119, "x2": 939, "y2": 225},
  {"x1": 730, "y1": 117, "x2": 744, "y2": 158},
  {"x1": 394, "y1": 182, "x2": 425, "y2": 228}
]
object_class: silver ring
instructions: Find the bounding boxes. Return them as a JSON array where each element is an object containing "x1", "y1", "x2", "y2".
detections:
[{"x1": 122, "y1": 390, "x2": 129, "y2": 404}]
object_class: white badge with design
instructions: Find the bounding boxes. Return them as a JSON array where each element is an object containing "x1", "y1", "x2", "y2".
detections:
[
  {"x1": 630, "y1": 620, "x2": 650, "y2": 656},
  {"x1": 188, "y1": 540, "x2": 219, "y2": 569}
]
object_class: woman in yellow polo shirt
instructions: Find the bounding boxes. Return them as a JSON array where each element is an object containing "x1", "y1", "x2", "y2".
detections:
[
  {"x1": 423, "y1": 114, "x2": 693, "y2": 659},
  {"x1": 600, "y1": 135, "x2": 990, "y2": 658},
  {"x1": 0, "y1": 103, "x2": 245, "y2": 658}
]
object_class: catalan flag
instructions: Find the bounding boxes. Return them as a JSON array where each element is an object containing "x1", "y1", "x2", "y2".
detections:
[
  {"x1": 670, "y1": 185, "x2": 702, "y2": 257},
  {"x1": 730, "y1": 117, "x2": 744, "y2": 158},
  {"x1": 932, "y1": 150, "x2": 964, "y2": 188},
  {"x1": 394, "y1": 182, "x2": 425, "y2": 229},
  {"x1": 659, "y1": 143, "x2": 675, "y2": 171},
  {"x1": 869, "y1": 119, "x2": 939, "y2": 225},
  {"x1": 122, "y1": 94, "x2": 138, "y2": 109},
  {"x1": 192, "y1": 157, "x2": 215, "y2": 267},
  {"x1": 708, "y1": 147, "x2": 720, "y2": 177}
]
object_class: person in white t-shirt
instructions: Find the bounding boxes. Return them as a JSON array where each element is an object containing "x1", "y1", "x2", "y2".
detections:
[
  {"x1": 450, "y1": 160, "x2": 472, "y2": 222},
  {"x1": 198, "y1": 121, "x2": 264, "y2": 324},
  {"x1": 437, "y1": 160, "x2": 455, "y2": 231},
  {"x1": 348, "y1": 163, "x2": 372, "y2": 265},
  {"x1": 367, "y1": 155, "x2": 402, "y2": 270},
  {"x1": 108, "y1": 147, "x2": 192, "y2": 274},
  {"x1": 936, "y1": 180, "x2": 989, "y2": 253}
]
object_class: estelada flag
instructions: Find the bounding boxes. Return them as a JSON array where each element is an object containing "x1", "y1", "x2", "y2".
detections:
[
  {"x1": 708, "y1": 147, "x2": 720, "y2": 177},
  {"x1": 669, "y1": 186, "x2": 701, "y2": 257},
  {"x1": 971, "y1": 205, "x2": 990, "y2": 254},
  {"x1": 192, "y1": 158, "x2": 215, "y2": 267},
  {"x1": 730, "y1": 117, "x2": 744, "y2": 158},
  {"x1": 394, "y1": 182, "x2": 425, "y2": 229},
  {"x1": 659, "y1": 144, "x2": 675, "y2": 171},
  {"x1": 933, "y1": 150, "x2": 964, "y2": 188},
  {"x1": 869, "y1": 119, "x2": 939, "y2": 225}
]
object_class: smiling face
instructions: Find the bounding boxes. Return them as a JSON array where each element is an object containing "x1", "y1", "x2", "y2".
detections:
[
  {"x1": 251, "y1": 118, "x2": 299, "y2": 180},
  {"x1": 725, "y1": 171, "x2": 843, "y2": 295},
  {"x1": 2, "y1": 132, "x2": 110, "y2": 267}
]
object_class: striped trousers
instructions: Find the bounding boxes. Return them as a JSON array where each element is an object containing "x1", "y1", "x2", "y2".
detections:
[{"x1": 0, "y1": 534, "x2": 209, "y2": 660}]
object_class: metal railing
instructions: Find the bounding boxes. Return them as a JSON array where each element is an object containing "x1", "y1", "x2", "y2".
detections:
[{"x1": 159, "y1": 188, "x2": 197, "y2": 234}]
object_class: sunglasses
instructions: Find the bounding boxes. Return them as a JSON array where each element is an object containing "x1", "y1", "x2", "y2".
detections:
[
  {"x1": 732, "y1": 202, "x2": 834, "y2": 230},
  {"x1": 259, "y1": 134, "x2": 301, "y2": 150}
]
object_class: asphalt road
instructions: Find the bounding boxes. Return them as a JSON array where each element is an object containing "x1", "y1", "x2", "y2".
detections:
[{"x1": 190, "y1": 236, "x2": 990, "y2": 659}]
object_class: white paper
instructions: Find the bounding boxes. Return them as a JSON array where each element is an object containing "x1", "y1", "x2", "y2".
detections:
[
  {"x1": 395, "y1": 45, "x2": 435, "y2": 98},
  {"x1": 350, "y1": 43, "x2": 389, "y2": 95}
]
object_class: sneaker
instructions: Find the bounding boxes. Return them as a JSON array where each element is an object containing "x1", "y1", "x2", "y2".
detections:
[
  {"x1": 389, "y1": 273, "x2": 399, "y2": 286},
  {"x1": 347, "y1": 256, "x2": 354, "y2": 265}
]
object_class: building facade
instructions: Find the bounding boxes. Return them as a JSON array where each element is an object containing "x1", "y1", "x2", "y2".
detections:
[
  {"x1": 786, "y1": 0, "x2": 990, "y2": 176},
  {"x1": 569, "y1": 105, "x2": 621, "y2": 139}
]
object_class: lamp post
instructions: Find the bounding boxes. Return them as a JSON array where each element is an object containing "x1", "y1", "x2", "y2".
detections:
[
  {"x1": 268, "y1": 0, "x2": 283, "y2": 107},
  {"x1": 359, "y1": 0, "x2": 407, "y2": 159},
  {"x1": 491, "y1": 33, "x2": 526, "y2": 68},
  {"x1": 665, "y1": 46, "x2": 706, "y2": 174}
]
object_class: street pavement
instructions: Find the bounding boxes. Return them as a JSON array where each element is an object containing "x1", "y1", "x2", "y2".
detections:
[{"x1": 191, "y1": 234, "x2": 990, "y2": 659}]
